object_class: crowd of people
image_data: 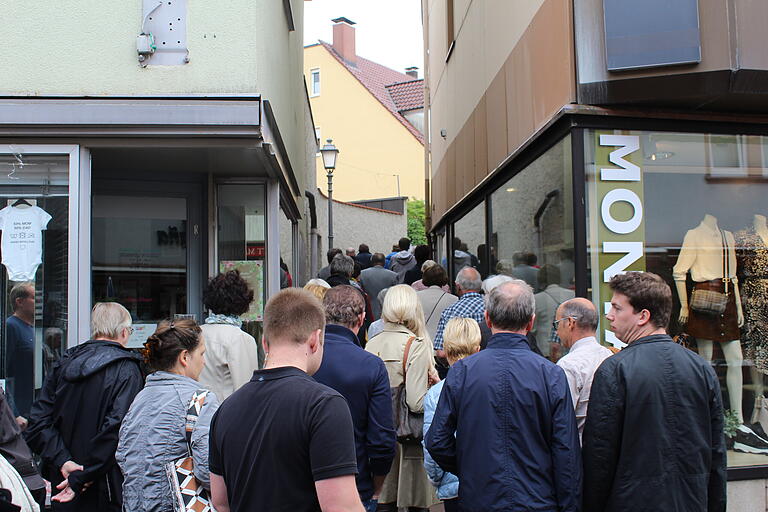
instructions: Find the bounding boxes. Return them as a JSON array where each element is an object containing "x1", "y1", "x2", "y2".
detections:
[{"x1": 0, "y1": 238, "x2": 727, "y2": 512}]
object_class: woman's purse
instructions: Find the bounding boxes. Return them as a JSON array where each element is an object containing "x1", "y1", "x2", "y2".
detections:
[
  {"x1": 165, "y1": 389, "x2": 214, "y2": 512},
  {"x1": 392, "y1": 336, "x2": 425, "y2": 445},
  {"x1": 690, "y1": 230, "x2": 730, "y2": 316}
]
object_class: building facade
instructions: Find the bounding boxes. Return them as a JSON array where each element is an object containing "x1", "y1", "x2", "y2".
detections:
[
  {"x1": 424, "y1": 0, "x2": 768, "y2": 505},
  {"x1": 0, "y1": 1, "x2": 316, "y2": 420},
  {"x1": 304, "y1": 17, "x2": 425, "y2": 202}
]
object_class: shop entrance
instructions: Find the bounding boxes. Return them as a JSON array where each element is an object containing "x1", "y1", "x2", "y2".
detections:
[{"x1": 91, "y1": 179, "x2": 204, "y2": 347}]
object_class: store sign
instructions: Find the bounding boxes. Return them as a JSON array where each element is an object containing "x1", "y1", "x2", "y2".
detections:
[
  {"x1": 246, "y1": 242, "x2": 265, "y2": 259},
  {"x1": 596, "y1": 134, "x2": 646, "y2": 348}
]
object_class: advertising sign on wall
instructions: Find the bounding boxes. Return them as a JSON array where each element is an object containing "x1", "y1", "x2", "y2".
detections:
[{"x1": 593, "y1": 132, "x2": 646, "y2": 348}]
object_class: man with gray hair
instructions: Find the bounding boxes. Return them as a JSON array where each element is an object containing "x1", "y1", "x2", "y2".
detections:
[
  {"x1": 553, "y1": 298, "x2": 612, "y2": 443},
  {"x1": 426, "y1": 280, "x2": 581, "y2": 511},
  {"x1": 432, "y1": 267, "x2": 485, "y2": 360},
  {"x1": 26, "y1": 302, "x2": 144, "y2": 511},
  {"x1": 326, "y1": 254, "x2": 356, "y2": 288},
  {"x1": 313, "y1": 286, "x2": 395, "y2": 511}
]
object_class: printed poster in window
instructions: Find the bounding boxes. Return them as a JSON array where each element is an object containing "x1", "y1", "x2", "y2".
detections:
[{"x1": 219, "y1": 260, "x2": 264, "y2": 322}]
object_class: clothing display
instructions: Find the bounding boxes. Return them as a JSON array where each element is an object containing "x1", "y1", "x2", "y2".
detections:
[
  {"x1": 686, "y1": 280, "x2": 740, "y2": 342},
  {"x1": 0, "y1": 205, "x2": 51, "y2": 281},
  {"x1": 736, "y1": 226, "x2": 768, "y2": 373}
]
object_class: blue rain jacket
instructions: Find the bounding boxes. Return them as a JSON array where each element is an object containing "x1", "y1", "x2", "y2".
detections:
[{"x1": 425, "y1": 332, "x2": 581, "y2": 512}]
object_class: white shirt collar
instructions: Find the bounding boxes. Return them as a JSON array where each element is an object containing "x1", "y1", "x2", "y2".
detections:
[{"x1": 570, "y1": 335, "x2": 598, "y2": 352}]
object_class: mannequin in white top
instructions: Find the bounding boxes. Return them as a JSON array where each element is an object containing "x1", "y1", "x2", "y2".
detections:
[{"x1": 674, "y1": 214, "x2": 746, "y2": 423}]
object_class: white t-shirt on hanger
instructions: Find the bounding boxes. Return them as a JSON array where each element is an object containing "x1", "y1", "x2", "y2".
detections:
[{"x1": 0, "y1": 205, "x2": 52, "y2": 281}]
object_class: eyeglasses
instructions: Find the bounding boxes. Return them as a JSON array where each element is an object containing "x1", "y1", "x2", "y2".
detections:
[{"x1": 552, "y1": 316, "x2": 578, "y2": 330}]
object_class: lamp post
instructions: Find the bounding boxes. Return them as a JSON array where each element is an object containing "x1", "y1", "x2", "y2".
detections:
[{"x1": 320, "y1": 139, "x2": 340, "y2": 249}]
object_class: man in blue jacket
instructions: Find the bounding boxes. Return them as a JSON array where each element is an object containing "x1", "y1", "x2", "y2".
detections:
[
  {"x1": 426, "y1": 279, "x2": 581, "y2": 512},
  {"x1": 313, "y1": 285, "x2": 396, "y2": 512}
]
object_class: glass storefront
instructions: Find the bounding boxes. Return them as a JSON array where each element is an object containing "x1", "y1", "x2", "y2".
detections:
[
  {"x1": 490, "y1": 136, "x2": 574, "y2": 357},
  {"x1": 451, "y1": 202, "x2": 485, "y2": 280},
  {"x1": 585, "y1": 130, "x2": 768, "y2": 468},
  {"x1": 0, "y1": 153, "x2": 70, "y2": 419}
]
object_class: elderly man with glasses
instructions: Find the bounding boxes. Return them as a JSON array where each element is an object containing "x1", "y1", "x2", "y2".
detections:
[{"x1": 553, "y1": 298, "x2": 612, "y2": 443}]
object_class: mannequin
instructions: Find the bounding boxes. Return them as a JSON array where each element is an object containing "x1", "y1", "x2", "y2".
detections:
[
  {"x1": 674, "y1": 214, "x2": 746, "y2": 424},
  {"x1": 735, "y1": 215, "x2": 768, "y2": 403}
]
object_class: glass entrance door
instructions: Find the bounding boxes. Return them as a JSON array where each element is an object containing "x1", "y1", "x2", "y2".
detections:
[{"x1": 92, "y1": 184, "x2": 202, "y2": 348}]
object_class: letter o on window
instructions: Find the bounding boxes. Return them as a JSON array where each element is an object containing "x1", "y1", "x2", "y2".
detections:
[{"x1": 601, "y1": 189, "x2": 643, "y2": 234}]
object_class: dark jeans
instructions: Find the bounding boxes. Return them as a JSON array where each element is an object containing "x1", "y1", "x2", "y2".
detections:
[{"x1": 443, "y1": 498, "x2": 459, "y2": 512}]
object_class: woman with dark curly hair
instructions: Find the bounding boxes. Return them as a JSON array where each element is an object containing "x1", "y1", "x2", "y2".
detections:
[
  {"x1": 197, "y1": 271, "x2": 259, "y2": 400},
  {"x1": 117, "y1": 319, "x2": 219, "y2": 511}
]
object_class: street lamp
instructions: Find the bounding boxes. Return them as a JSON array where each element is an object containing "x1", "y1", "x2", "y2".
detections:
[{"x1": 320, "y1": 139, "x2": 340, "y2": 249}]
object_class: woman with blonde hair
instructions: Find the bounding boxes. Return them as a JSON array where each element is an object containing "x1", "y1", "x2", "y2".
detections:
[
  {"x1": 303, "y1": 278, "x2": 331, "y2": 301},
  {"x1": 422, "y1": 318, "x2": 481, "y2": 511},
  {"x1": 366, "y1": 285, "x2": 437, "y2": 512}
]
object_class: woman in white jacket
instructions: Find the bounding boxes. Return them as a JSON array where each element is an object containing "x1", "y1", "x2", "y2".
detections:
[{"x1": 198, "y1": 271, "x2": 260, "y2": 400}]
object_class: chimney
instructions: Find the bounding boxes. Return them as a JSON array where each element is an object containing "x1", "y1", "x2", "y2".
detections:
[
  {"x1": 405, "y1": 66, "x2": 419, "y2": 79},
  {"x1": 332, "y1": 17, "x2": 356, "y2": 64}
]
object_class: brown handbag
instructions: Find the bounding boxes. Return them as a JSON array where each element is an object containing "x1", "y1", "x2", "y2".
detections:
[
  {"x1": 690, "y1": 230, "x2": 730, "y2": 316},
  {"x1": 391, "y1": 336, "x2": 425, "y2": 445}
]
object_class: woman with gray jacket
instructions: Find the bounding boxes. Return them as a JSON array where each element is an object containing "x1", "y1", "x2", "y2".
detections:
[{"x1": 116, "y1": 319, "x2": 219, "y2": 512}]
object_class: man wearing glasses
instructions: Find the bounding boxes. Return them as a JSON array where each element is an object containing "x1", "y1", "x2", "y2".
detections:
[{"x1": 553, "y1": 298, "x2": 612, "y2": 443}]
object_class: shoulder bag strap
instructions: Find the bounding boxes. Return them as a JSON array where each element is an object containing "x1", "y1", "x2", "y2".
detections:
[
  {"x1": 721, "y1": 230, "x2": 730, "y2": 296},
  {"x1": 424, "y1": 292, "x2": 447, "y2": 325},
  {"x1": 402, "y1": 336, "x2": 416, "y2": 383},
  {"x1": 184, "y1": 389, "x2": 209, "y2": 454}
]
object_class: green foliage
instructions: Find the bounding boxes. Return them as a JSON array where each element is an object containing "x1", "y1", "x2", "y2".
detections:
[
  {"x1": 407, "y1": 199, "x2": 427, "y2": 245},
  {"x1": 723, "y1": 409, "x2": 740, "y2": 438}
]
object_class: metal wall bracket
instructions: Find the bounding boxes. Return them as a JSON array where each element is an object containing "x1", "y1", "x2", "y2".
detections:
[{"x1": 139, "y1": 0, "x2": 189, "y2": 66}]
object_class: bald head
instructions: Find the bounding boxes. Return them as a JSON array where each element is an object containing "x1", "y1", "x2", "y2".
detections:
[
  {"x1": 485, "y1": 279, "x2": 535, "y2": 332},
  {"x1": 555, "y1": 297, "x2": 598, "y2": 347},
  {"x1": 456, "y1": 267, "x2": 482, "y2": 293}
]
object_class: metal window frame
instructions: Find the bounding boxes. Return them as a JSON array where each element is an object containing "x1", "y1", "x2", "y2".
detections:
[{"x1": 0, "y1": 144, "x2": 88, "y2": 349}]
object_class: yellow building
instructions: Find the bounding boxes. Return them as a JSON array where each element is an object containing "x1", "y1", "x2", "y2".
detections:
[{"x1": 304, "y1": 17, "x2": 425, "y2": 202}]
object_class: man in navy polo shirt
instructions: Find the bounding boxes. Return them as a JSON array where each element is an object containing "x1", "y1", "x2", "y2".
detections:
[{"x1": 314, "y1": 285, "x2": 396, "y2": 512}]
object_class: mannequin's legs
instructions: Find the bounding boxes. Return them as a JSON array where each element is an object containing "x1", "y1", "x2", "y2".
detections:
[
  {"x1": 752, "y1": 367, "x2": 765, "y2": 399},
  {"x1": 699, "y1": 339, "x2": 744, "y2": 423},
  {"x1": 722, "y1": 339, "x2": 744, "y2": 424}
]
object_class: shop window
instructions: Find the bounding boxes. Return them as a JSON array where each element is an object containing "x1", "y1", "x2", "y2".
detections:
[
  {"x1": 585, "y1": 129, "x2": 768, "y2": 469},
  {"x1": 217, "y1": 183, "x2": 267, "y2": 366},
  {"x1": 0, "y1": 154, "x2": 69, "y2": 420},
  {"x1": 452, "y1": 202, "x2": 485, "y2": 281},
  {"x1": 310, "y1": 68, "x2": 321, "y2": 97},
  {"x1": 490, "y1": 136, "x2": 574, "y2": 360}
]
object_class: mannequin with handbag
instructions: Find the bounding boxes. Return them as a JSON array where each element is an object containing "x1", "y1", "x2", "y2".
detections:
[{"x1": 673, "y1": 214, "x2": 768, "y2": 454}]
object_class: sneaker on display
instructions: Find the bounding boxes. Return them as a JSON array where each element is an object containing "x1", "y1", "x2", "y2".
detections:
[
  {"x1": 733, "y1": 427, "x2": 768, "y2": 455},
  {"x1": 748, "y1": 422, "x2": 768, "y2": 444}
]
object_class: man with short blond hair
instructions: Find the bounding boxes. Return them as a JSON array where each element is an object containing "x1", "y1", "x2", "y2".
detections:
[{"x1": 209, "y1": 288, "x2": 364, "y2": 512}]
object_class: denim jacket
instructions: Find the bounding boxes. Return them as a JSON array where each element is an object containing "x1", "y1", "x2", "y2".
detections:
[
  {"x1": 422, "y1": 380, "x2": 458, "y2": 500},
  {"x1": 116, "y1": 372, "x2": 219, "y2": 512}
]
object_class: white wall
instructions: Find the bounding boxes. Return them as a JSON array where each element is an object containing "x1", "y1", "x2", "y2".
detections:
[{"x1": 314, "y1": 192, "x2": 408, "y2": 262}]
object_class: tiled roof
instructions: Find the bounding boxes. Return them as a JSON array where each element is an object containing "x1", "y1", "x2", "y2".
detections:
[
  {"x1": 386, "y1": 79, "x2": 424, "y2": 112},
  {"x1": 319, "y1": 41, "x2": 424, "y2": 144}
]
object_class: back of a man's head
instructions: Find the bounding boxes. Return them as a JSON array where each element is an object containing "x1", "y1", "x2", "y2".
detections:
[
  {"x1": 538, "y1": 264, "x2": 561, "y2": 288},
  {"x1": 414, "y1": 245, "x2": 431, "y2": 264},
  {"x1": 91, "y1": 302, "x2": 132, "y2": 340},
  {"x1": 330, "y1": 254, "x2": 355, "y2": 278},
  {"x1": 263, "y1": 288, "x2": 325, "y2": 347},
  {"x1": 485, "y1": 280, "x2": 535, "y2": 332},
  {"x1": 371, "y1": 252, "x2": 386, "y2": 266},
  {"x1": 398, "y1": 237, "x2": 411, "y2": 251},
  {"x1": 326, "y1": 248, "x2": 342, "y2": 264},
  {"x1": 456, "y1": 267, "x2": 482, "y2": 293},
  {"x1": 358, "y1": 243, "x2": 369, "y2": 254},
  {"x1": 323, "y1": 285, "x2": 365, "y2": 330},
  {"x1": 560, "y1": 298, "x2": 599, "y2": 333},
  {"x1": 608, "y1": 272, "x2": 672, "y2": 330},
  {"x1": 345, "y1": 247, "x2": 355, "y2": 256}
]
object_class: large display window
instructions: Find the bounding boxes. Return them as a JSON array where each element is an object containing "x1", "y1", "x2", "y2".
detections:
[
  {"x1": 451, "y1": 202, "x2": 485, "y2": 280},
  {"x1": 585, "y1": 129, "x2": 768, "y2": 469},
  {"x1": 491, "y1": 136, "x2": 574, "y2": 358}
]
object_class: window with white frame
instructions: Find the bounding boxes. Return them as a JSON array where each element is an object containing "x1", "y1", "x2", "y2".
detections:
[{"x1": 310, "y1": 68, "x2": 321, "y2": 97}]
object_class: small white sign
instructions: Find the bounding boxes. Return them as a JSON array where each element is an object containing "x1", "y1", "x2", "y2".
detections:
[{"x1": 127, "y1": 323, "x2": 157, "y2": 349}]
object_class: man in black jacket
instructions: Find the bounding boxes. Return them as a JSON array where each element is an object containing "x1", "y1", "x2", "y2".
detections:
[
  {"x1": 582, "y1": 272, "x2": 726, "y2": 512},
  {"x1": 26, "y1": 302, "x2": 143, "y2": 512}
]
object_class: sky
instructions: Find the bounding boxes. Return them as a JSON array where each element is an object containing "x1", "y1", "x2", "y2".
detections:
[{"x1": 303, "y1": 0, "x2": 424, "y2": 76}]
